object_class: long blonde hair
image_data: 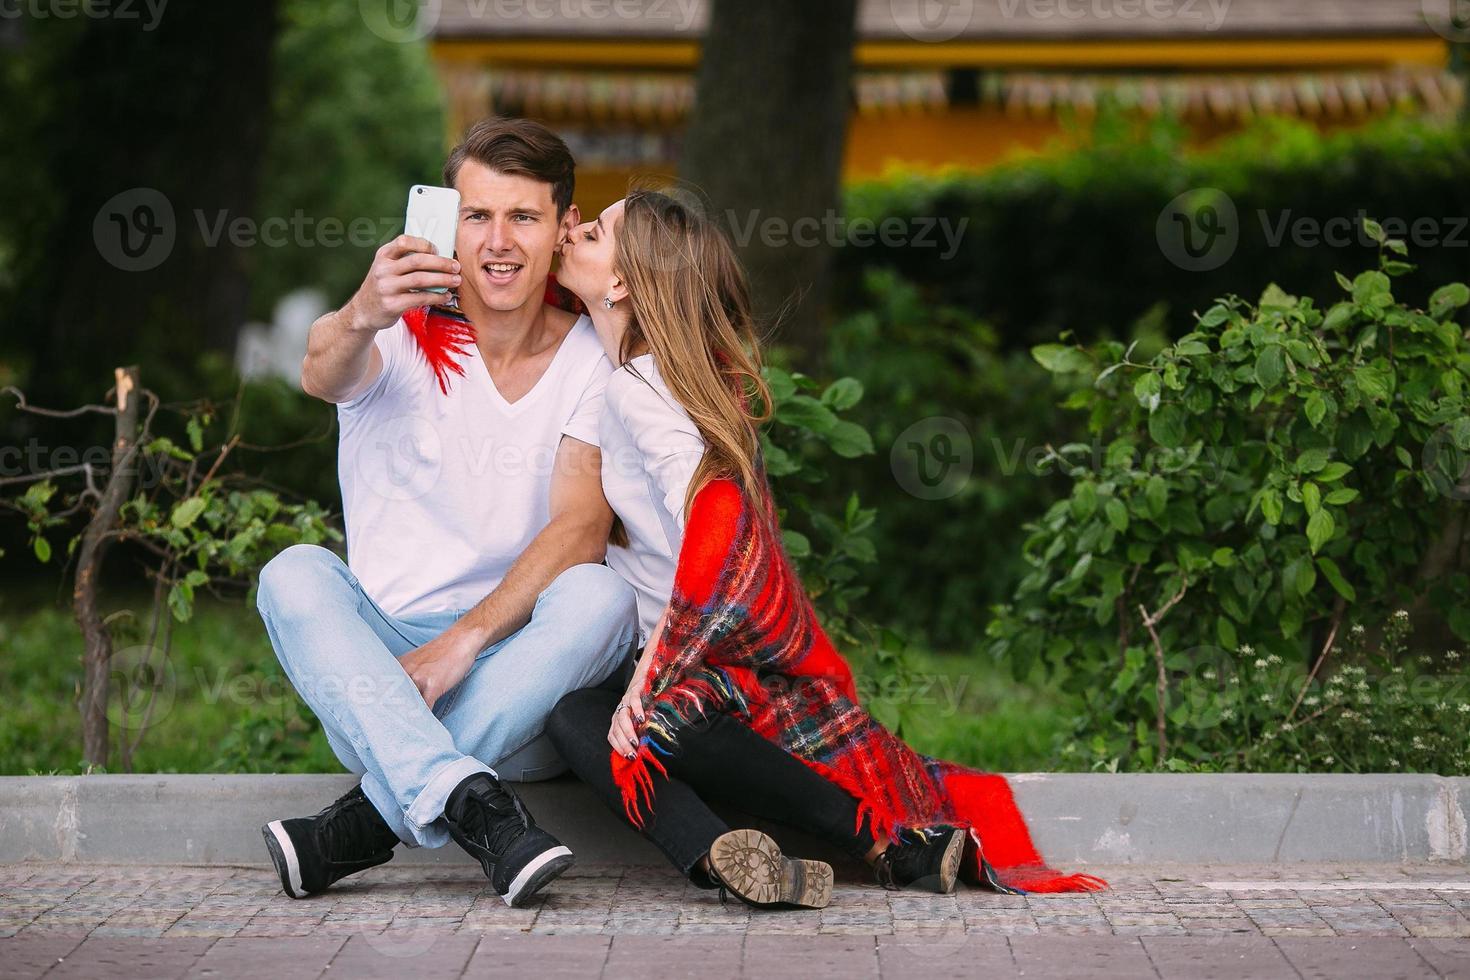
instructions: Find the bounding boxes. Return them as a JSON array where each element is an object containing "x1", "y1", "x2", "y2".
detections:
[{"x1": 613, "y1": 190, "x2": 772, "y2": 518}]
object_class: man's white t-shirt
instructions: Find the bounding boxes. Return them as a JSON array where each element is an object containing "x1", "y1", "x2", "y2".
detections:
[
  {"x1": 336, "y1": 314, "x2": 610, "y2": 619},
  {"x1": 587, "y1": 354, "x2": 705, "y2": 644}
]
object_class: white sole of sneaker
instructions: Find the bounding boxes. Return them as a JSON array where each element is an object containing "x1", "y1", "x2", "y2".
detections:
[
  {"x1": 262, "y1": 821, "x2": 305, "y2": 899},
  {"x1": 503, "y1": 844, "x2": 574, "y2": 907}
]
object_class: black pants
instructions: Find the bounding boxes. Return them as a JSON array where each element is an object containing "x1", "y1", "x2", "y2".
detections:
[{"x1": 546, "y1": 657, "x2": 877, "y2": 882}]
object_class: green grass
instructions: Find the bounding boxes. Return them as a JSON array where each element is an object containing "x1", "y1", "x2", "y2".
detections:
[
  {"x1": 861, "y1": 646, "x2": 1080, "y2": 773},
  {"x1": 0, "y1": 586, "x2": 1077, "y2": 775},
  {"x1": 0, "y1": 586, "x2": 336, "y2": 775}
]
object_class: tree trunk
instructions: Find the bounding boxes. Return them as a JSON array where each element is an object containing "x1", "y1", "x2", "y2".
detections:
[
  {"x1": 680, "y1": 0, "x2": 858, "y2": 365},
  {"x1": 73, "y1": 367, "x2": 141, "y2": 770}
]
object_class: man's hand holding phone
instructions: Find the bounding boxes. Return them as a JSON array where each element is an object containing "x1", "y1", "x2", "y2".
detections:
[
  {"x1": 339, "y1": 235, "x2": 461, "y2": 334},
  {"x1": 301, "y1": 187, "x2": 462, "y2": 403}
]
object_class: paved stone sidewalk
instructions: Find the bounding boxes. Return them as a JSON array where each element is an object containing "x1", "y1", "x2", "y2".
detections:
[{"x1": 3, "y1": 862, "x2": 1468, "y2": 977}]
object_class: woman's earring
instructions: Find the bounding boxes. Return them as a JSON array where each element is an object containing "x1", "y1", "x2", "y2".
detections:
[{"x1": 602, "y1": 297, "x2": 615, "y2": 309}]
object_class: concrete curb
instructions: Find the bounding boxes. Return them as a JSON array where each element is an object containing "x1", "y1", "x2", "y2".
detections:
[{"x1": 1, "y1": 773, "x2": 1465, "y2": 867}]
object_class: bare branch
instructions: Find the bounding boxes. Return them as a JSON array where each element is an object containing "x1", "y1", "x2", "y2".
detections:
[
  {"x1": 2, "y1": 386, "x2": 117, "y2": 418},
  {"x1": 233, "y1": 420, "x2": 336, "y2": 454},
  {"x1": 124, "y1": 566, "x2": 174, "y2": 769},
  {"x1": 1137, "y1": 571, "x2": 1189, "y2": 763},
  {"x1": 98, "y1": 530, "x2": 173, "y2": 560},
  {"x1": 197, "y1": 434, "x2": 241, "y2": 489},
  {"x1": 1286, "y1": 595, "x2": 1346, "y2": 724},
  {"x1": 0, "y1": 464, "x2": 94, "y2": 489}
]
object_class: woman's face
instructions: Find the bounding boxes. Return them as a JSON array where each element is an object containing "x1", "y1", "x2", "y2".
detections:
[{"x1": 557, "y1": 198, "x2": 626, "y2": 306}]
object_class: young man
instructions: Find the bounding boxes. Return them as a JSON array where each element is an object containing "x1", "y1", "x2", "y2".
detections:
[{"x1": 255, "y1": 118, "x2": 637, "y2": 907}]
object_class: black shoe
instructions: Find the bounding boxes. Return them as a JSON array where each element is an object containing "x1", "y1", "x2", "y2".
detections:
[
  {"x1": 874, "y1": 826, "x2": 966, "y2": 894},
  {"x1": 706, "y1": 828, "x2": 833, "y2": 910},
  {"x1": 443, "y1": 772, "x2": 574, "y2": 907},
  {"x1": 261, "y1": 784, "x2": 400, "y2": 899}
]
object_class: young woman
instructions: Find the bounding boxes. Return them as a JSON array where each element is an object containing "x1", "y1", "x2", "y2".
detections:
[{"x1": 545, "y1": 192, "x2": 1105, "y2": 909}]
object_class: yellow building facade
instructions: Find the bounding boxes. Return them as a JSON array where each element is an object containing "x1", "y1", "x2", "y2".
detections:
[{"x1": 428, "y1": 0, "x2": 1462, "y2": 212}]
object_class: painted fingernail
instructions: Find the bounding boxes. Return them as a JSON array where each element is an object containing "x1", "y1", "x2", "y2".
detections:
[{"x1": 452, "y1": 275, "x2": 461, "y2": 284}]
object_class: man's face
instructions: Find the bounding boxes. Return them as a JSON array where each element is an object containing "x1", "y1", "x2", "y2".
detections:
[{"x1": 452, "y1": 160, "x2": 576, "y2": 315}]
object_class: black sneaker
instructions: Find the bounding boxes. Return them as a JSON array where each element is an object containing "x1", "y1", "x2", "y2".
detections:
[
  {"x1": 874, "y1": 826, "x2": 966, "y2": 894},
  {"x1": 706, "y1": 828, "x2": 833, "y2": 910},
  {"x1": 261, "y1": 784, "x2": 400, "y2": 899},
  {"x1": 443, "y1": 772, "x2": 574, "y2": 907}
]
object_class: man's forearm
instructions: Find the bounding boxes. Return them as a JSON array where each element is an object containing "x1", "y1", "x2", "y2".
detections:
[
  {"x1": 452, "y1": 513, "x2": 612, "y2": 649},
  {"x1": 302, "y1": 306, "x2": 376, "y2": 402}
]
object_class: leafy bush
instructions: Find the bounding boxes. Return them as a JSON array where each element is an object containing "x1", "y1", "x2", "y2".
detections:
[
  {"x1": 842, "y1": 113, "x2": 1470, "y2": 349},
  {"x1": 817, "y1": 269, "x2": 1086, "y2": 649},
  {"x1": 987, "y1": 221, "x2": 1470, "y2": 770},
  {"x1": 758, "y1": 363, "x2": 878, "y2": 650},
  {"x1": 1167, "y1": 611, "x2": 1470, "y2": 775},
  {"x1": 3, "y1": 378, "x2": 339, "y2": 770}
]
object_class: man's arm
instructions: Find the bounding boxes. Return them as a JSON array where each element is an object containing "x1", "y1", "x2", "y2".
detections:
[
  {"x1": 302, "y1": 234, "x2": 461, "y2": 403},
  {"x1": 301, "y1": 310, "x2": 384, "y2": 404},
  {"x1": 400, "y1": 434, "x2": 615, "y2": 707}
]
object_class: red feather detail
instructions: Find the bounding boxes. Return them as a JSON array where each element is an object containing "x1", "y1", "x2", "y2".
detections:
[
  {"x1": 611, "y1": 741, "x2": 669, "y2": 830},
  {"x1": 544, "y1": 272, "x2": 585, "y2": 315},
  {"x1": 403, "y1": 274, "x2": 579, "y2": 397},
  {"x1": 403, "y1": 307, "x2": 476, "y2": 395}
]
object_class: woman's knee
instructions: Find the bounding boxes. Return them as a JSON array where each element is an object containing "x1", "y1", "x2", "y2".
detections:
[{"x1": 547, "y1": 688, "x2": 616, "y2": 752}]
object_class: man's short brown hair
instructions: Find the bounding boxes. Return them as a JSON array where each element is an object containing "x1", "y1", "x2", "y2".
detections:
[{"x1": 443, "y1": 116, "x2": 575, "y2": 216}]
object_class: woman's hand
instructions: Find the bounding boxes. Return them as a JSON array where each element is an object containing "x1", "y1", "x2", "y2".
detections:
[
  {"x1": 608, "y1": 688, "x2": 645, "y2": 759},
  {"x1": 608, "y1": 605, "x2": 671, "y2": 757}
]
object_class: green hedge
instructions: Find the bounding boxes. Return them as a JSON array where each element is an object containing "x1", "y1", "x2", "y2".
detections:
[
  {"x1": 840, "y1": 114, "x2": 1470, "y2": 349},
  {"x1": 986, "y1": 233, "x2": 1470, "y2": 772},
  {"x1": 818, "y1": 270, "x2": 1083, "y2": 651}
]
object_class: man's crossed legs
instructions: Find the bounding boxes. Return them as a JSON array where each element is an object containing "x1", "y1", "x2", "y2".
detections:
[{"x1": 255, "y1": 544, "x2": 637, "y2": 905}]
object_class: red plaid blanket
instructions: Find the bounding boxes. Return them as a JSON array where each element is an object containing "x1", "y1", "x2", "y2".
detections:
[{"x1": 612, "y1": 477, "x2": 1106, "y2": 894}]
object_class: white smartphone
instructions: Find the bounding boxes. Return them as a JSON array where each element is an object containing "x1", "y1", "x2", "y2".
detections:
[{"x1": 405, "y1": 184, "x2": 461, "y2": 293}]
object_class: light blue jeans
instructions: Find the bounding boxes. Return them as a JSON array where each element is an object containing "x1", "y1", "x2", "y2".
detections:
[{"x1": 256, "y1": 544, "x2": 638, "y2": 848}]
